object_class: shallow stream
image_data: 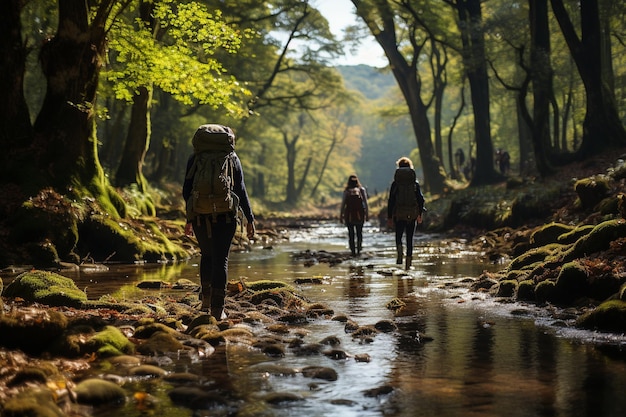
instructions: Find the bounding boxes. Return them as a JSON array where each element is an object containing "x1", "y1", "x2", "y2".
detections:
[{"x1": 54, "y1": 222, "x2": 626, "y2": 416}]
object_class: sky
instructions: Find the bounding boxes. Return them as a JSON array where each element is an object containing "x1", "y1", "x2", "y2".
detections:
[{"x1": 313, "y1": 0, "x2": 387, "y2": 67}]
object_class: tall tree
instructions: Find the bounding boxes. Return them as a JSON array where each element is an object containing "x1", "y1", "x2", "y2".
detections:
[
  {"x1": 550, "y1": 0, "x2": 626, "y2": 155},
  {"x1": 447, "y1": 0, "x2": 500, "y2": 186},
  {"x1": 350, "y1": 0, "x2": 448, "y2": 194}
]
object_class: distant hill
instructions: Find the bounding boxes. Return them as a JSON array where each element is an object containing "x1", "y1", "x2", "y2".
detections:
[{"x1": 336, "y1": 65, "x2": 395, "y2": 100}]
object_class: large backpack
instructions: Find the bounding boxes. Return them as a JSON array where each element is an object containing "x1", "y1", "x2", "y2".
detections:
[
  {"x1": 393, "y1": 167, "x2": 420, "y2": 220},
  {"x1": 345, "y1": 187, "x2": 365, "y2": 223},
  {"x1": 185, "y1": 124, "x2": 240, "y2": 221}
]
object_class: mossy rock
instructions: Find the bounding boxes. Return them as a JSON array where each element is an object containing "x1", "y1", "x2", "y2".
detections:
[
  {"x1": 2, "y1": 270, "x2": 87, "y2": 307},
  {"x1": 246, "y1": 280, "x2": 295, "y2": 293},
  {"x1": 554, "y1": 261, "x2": 589, "y2": 304},
  {"x1": 563, "y1": 219, "x2": 626, "y2": 262},
  {"x1": 0, "y1": 310, "x2": 68, "y2": 355},
  {"x1": 530, "y1": 222, "x2": 574, "y2": 247},
  {"x1": 74, "y1": 378, "x2": 127, "y2": 406},
  {"x1": 576, "y1": 300, "x2": 626, "y2": 333},
  {"x1": 557, "y1": 225, "x2": 594, "y2": 245},
  {"x1": 574, "y1": 175, "x2": 611, "y2": 210},
  {"x1": 495, "y1": 280, "x2": 518, "y2": 298},
  {"x1": 588, "y1": 272, "x2": 622, "y2": 302},
  {"x1": 535, "y1": 280, "x2": 556, "y2": 304},
  {"x1": 1, "y1": 388, "x2": 66, "y2": 417},
  {"x1": 620, "y1": 284, "x2": 626, "y2": 301},
  {"x1": 507, "y1": 244, "x2": 563, "y2": 272},
  {"x1": 517, "y1": 280, "x2": 536, "y2": 301}
]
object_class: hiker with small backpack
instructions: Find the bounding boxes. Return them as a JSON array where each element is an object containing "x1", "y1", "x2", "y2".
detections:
[
  {"x1": 183, "y1": 124, "x2": 255, "y2": 319},
  {"x1": 340, "y1": 174, "x2": 369, "y2": 256},
  {"x1": 386, "y1": 157, "x2": 425, "y2": 269}
]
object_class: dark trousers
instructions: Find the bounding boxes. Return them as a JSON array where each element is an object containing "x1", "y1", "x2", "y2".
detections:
[
  {"x1": 346, "y1": 222, "x2": 364, "y2": 255},
  {"x1": 192, "y1": 214, "x2": 237, "y2": 293},
  {"x1": 395, "y1": 219, "x2": 416, "y2": 256}
]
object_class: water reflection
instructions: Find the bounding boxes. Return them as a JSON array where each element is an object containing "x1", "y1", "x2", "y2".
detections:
[{"x1": 6, "y1": 222, "x2": 626, "y2": 416}]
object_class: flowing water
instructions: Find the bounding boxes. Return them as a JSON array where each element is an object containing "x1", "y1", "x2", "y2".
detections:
[{"x1": 34, "y1": 222, "x2": 626, "y2": 416}]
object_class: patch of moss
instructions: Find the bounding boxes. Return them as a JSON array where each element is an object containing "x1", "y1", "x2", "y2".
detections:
[
  {"x1": 495, "y1": 280, "x2": 518, "y2": 298},
  {"x1": 2, "y1": 270, "x2": 87, "y2": 307},
  {"x1": 246, "y1": 280, "x2": 296, "y2": 293},
  {"x1": 563, "y1": 219, "x2": 626, "y2": 262},
  {"x1": 557, "y1": 225, "x2": 594, "y2": 245},
  {"x1": 554, "y1": 261, "x2": 589, "y2": 304},
  {"x1": 576, "y1": 300, "x2": 626, "y2": 333},
  {"x1": 517, "y1": 280, "x2": 536, "y2": 301},
  {"x1": 530, "y1": 222, "x2": 574, "y2": 247},
  {"x1": 574, "y1": 175, "x2": 611, "y2": 210},
  {"x1": 507, "y1": 243, "x2": 563, "y2": 272},
  {"x1": 88, "y1": 325, "x2": 135, "y2": 357},
  {"x1": 535, "y1": 280, "x2": 556, "y2": 304}
]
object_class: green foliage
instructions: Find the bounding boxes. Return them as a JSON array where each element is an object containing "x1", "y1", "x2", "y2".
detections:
[{"x1": 105, "y1": 1, "x2": 250, "y2": 114}]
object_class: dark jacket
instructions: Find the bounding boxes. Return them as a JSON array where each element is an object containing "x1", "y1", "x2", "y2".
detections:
[
  {"x1": 387, "y1": 177, "x2": 425, "y2": 220},
  {"x1": 183, "y1": 152, "x2": 254, "y2": 224}
]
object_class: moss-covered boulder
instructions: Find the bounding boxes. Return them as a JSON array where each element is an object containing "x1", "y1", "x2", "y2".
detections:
[
  {"x1": 1, "y1": 388, "x2": 66, "y2": 417},
  {"x1": 563, "y1": 220, "x2": 626, "y2": 262},
  {"x1": 2, "y1": 270, "x2": 87, "y2": 307},
  {"x1": 517, "y1": 280, "x2": 536, "y2": 301},
  {"x1": 557, "y1": 225, "x2": 594, "y2": 245},
  {"x1": 530, "y1": 222, "x2": 574, "y2": 247},
  {"x1": 576, "y1": 300, "x2": 626, "y2": 333},
  {"x1": 74, "y1": 378, "x2": 127, "y2": 406},
  {"x1": 495, "y1": 280, "x2": 518, "y2": 297},
  {"x1": 554, "y1": 261, "x2": 589, "y2": 304},
  {"x1": 574, "y1": 175, "x2": 611, "y2": 210},
  {"x1": 535, "y1": 280, "x2": 556, "y2": 304},
  {"x1": 0, "y1": 309, "x2": 68, "y2": 355}
]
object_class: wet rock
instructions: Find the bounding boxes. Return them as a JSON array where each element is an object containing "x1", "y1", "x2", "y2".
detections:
[
  {"x1": 249, "y1": 364, "x2": 299, "y2": 376},
  {"x1": 319, "y1": 335, "x2": 341, "y2": 346},
  {"x1": 354, "y1": 353, "x2": 371, "y2": 363},
  {"x1": 576, "y1": 300, "x2": 626, "y2": 332},
  {"x1": 363, "y1": 384, "x2": 394, "y2": 397},
  {"x1": 374, "y1": 319, "x2": 397, "y2": 333},
  {"x1": 164, "y1": 372, "x2": 201, "y2": 384},
  {"x1": 1, "y1": 388, "x2": 66, "y2": 417},
  {"x1": 128, "y1": 364, "x2": 168, "y2": 378},
  {"x1": 74, "y1": 378, "x2": 126, "y2": 405},
  {"x1": 261, "y1": 343, "x2": 286, "y2": 357},
  {"x1": 105, "y1": 354, "x2": 141, "y2": 368},
  {"x1": 291, "y1": 343, "x2": 323, "y2": 356},
  {"x1": 7, "y1": 367, "x2": 48, "y2": 387},
  {"x1": 2, "y1": 270, "x2": 87, "y2": 307},
  {"x1": 301, "y1": 366, "x2": 338, "y2": 381},
  {"x1": 262, "y1": 392, "x2": 304, "y2": 404},
  {"x1": 168, "y1": 386, "x2": 228, "y2": 408},
  {"x1": 136, "y1": 331, "x2": 185, "y2": 355},
  {"x1": 0, "y1": 308, "x2": 68, "y2": 355},
  {"x1": 323, "y1": 349, "x2": 349, "y2": 360}
]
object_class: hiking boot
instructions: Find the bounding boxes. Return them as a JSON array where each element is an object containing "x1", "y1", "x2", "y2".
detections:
[
  {"x1": 405, "y1": 256, "x2": 412, "y2": 270},
  {"x1": 211, "y1": 288, "x2": 227, "y2": 320},
  {"x1": 200, "y1": 289, "x2": 211, "y2": 312},
  {"x1": 396, "y1": 246, "x2": 403, "y2": 264}
]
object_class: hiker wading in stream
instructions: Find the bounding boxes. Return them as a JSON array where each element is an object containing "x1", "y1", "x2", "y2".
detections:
[
  {"x1": 183, "y1": 124, "x2": 255, "y2": 319},
  {"x1": 387, "y1": 157, "x2": 425, "y2": 269},
  {"x1": 340, "y1": 174, "x2": 369, "y2": 256}
]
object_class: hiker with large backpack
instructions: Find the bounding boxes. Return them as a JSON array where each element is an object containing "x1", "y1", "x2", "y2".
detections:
[
  {"x1": 183, "y1": 124, "x2": 255, "y2": 319},
  {"x1": 386, "y1": 157, "x2": 425, "y2": 269},
  {"x1": 340, "y1": 174, "x2": 369, "y2": 256}
]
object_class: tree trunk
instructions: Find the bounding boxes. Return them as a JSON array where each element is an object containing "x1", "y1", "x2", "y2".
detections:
[
  {"x1": 115, "y1": 86, "x2": 152, "y2": 191},
  {"x1": 454, "y1": 0, "x2": 500, "y2": 186},
  {"x1": 550, "y1": 0, "x2": 626, "y2": 155},
  {"x1": 351, "y1": 0, "x2": 447, "y2": 195},
  {"x1": 114, "y1": 1, "x2": 155, "y2": 192},
  {"x1": 0, "y1": 0, "x2": 34, "y2": 183},
  {"x1": 32, "y1": 0, "x2": 119, "y2": 205},
  {"x1": 529, "y1": 0, "x2": 555, "y2": 177}
]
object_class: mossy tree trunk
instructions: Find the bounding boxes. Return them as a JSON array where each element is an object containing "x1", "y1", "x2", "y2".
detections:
[
  {"x1": 0, "y1": 0, "x2": 33, "y2": 184},
  {"x1": 31, "y1": 0, "x2": 125, "y2": 215}
]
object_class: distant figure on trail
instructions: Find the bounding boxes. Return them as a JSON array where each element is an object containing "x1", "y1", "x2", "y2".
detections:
[
  {"x1": 495, "y1": 149, "x2": 511, "y2": 175},
  {"x1": 340, "y1": 174, "x2": 369, "y2": 256},
  {"x1": 183, "y1": 124, "x2": 255, "y2": 319},
  {"x1": 454, "y1": 148, "x2": 465, "y2": 176},
  {"x1": 386, "y1": 157, "x2": 425, "y2": 270}
]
